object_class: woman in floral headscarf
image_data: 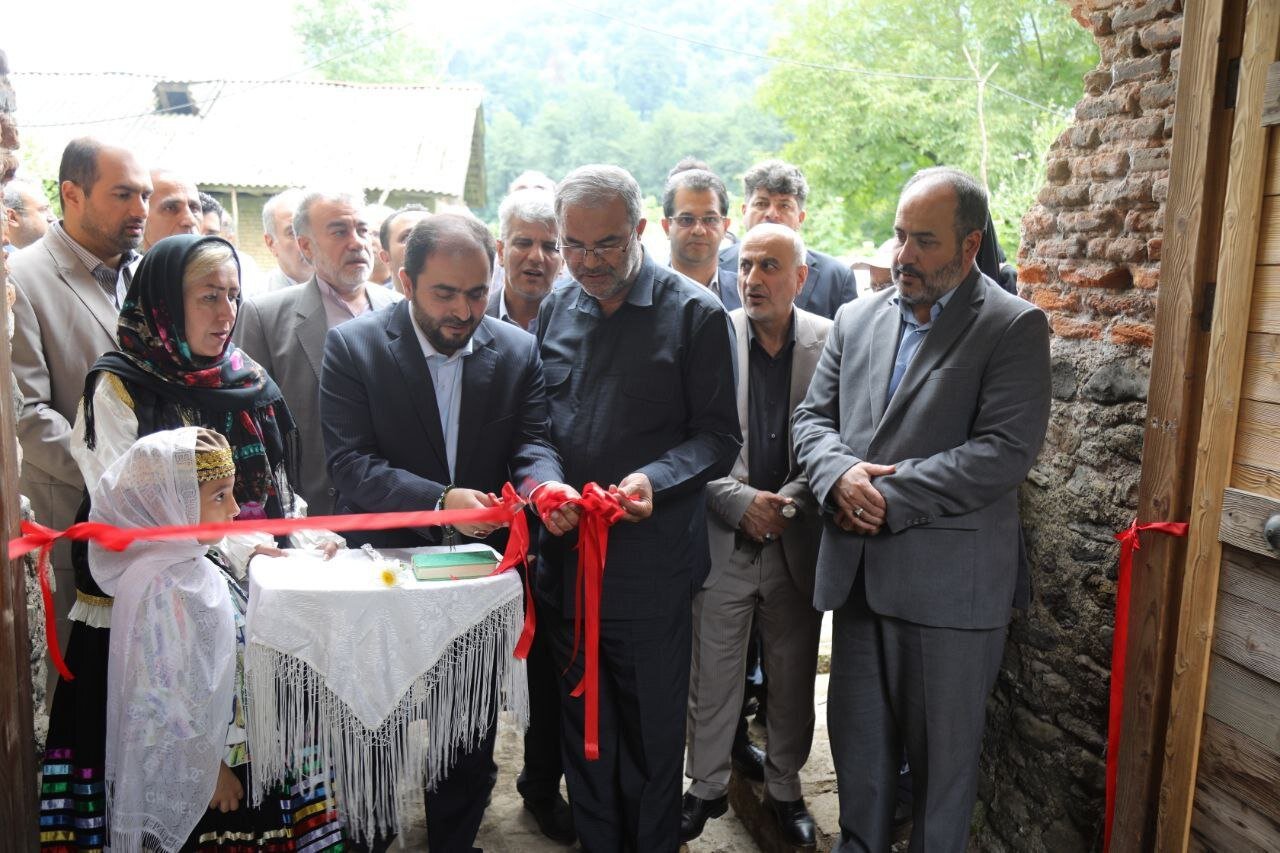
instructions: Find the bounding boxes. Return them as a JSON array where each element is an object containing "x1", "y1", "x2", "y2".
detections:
[{"x1": 39, "y1": 235, "x2": 342, "y2": 850}]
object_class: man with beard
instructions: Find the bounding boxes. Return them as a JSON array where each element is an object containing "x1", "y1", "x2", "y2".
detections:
[
  {"x1": 791, "y1": 167, "x2": 1051, "y2": 852},
  {"x1": 487, "y1": 188, "x2": 562, "y2": 334},
  {"x1": 10, "y1": 137, "x2": 151, "y2": 634},
  {"x1": 661, "y1": 166, "x2": 737, "y2": 309},
  {"x1": 319, "y1": 213, "x2": 579, "y2": 852},
  {"x1": 536, "y1": 165, "x2": 740, "y2": 852},
  {"x1": 718, "y1": 159, "x2": 857, "y2": 319},
  {"x1": 235, "y1": 190, "x2": 400, "y2": 516}
]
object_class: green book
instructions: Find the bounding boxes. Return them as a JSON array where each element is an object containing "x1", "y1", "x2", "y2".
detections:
[{"x1": 410, "y1": 548, "x2": 499, "y2": 581}]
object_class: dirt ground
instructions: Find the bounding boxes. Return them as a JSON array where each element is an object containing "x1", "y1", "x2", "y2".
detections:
[{"x1": 399, "y1": 615, "x2": 841, "y2": 852}]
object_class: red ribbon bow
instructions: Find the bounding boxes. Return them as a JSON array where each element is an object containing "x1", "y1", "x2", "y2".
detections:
[
  {"x1": 532, "y1": 481, "x2": 626, "y2": 761},
  {"x1": 1104, "y1": 518, "x2": 1188, "y2": 852},
  {"x1": 10, "y1": 486, "x2": 532, "y2": 683}
]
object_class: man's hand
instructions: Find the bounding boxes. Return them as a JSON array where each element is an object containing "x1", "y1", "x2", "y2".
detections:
[
  {"x1": 610, "y1": 472, "x2": 654, "y2": 523},
  {"x1": 444, "y1": 488, "x2": 508, "y2": 538},
  {"x1": 831, "y1": 462, "x2": 895, "y2": 534},
  {"x1": 739, "y1": 491, "x2": 792, "y2": 542},
  {"x1": 535, "y1": 482, "x2": 583, "y2": 536},
  {"x1": 249, "y1": 543, "x2": 286, "y2": 560},
  {"x1": 209, "y1": 762, "x2": 243, "y2": 813}
]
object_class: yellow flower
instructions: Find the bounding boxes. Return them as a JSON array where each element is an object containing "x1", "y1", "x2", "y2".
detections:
[{"x1": 380, "y1": 567, "x2": 398, "y2": 587}]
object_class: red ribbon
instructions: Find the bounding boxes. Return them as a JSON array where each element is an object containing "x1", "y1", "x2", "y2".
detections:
[
  {"x1": 11, "y1": 484, "x2": 531, "y2": 683},
  {"x1": 1104, "y1": 518, "x2": 1188, "y2": 852},
  {"x1": 533, "y1": 482, "x2": 625, "y2": 761}
]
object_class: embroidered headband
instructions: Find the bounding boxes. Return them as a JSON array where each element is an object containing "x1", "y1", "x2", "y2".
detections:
[{"x1": 195, "y1": 447, "x2": 236, "y2": 483}]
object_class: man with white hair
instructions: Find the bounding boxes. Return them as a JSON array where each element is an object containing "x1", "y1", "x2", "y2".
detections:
[
  {"x1": 141, "y1": 168, "x2": 201, "y2": 250},
  {"x1": 487, "y1": 188, "x2": 563, "y2": 334},
  {"x1": 3, "y1": 180, "x2": 55, "y2": 252},
  {"x1": 536, "y1": 164, "x2": 740, "y2": 852},
  {"x1": 235, "y1": 189, "x2": 400, "y2": 516},
  {"x1": 260, "y1": 188, "x2": 313, "y2": 292}
]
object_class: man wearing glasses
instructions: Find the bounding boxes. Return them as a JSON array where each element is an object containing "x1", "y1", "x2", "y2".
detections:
[
  {"x1": 660, "y1": 164, "x2": 738, "y2": 309},
  {"x1": 535, "y1": 165, "x2": 741, "y2": 852},
  {"x1": 718, "y1": 159, "x2": 858, "y2": 319}
]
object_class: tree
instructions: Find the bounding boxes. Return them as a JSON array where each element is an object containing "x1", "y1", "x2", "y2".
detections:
[
  {"x1": 758, "y1": 0, "x2": 1098, "y2": 255},
  {"x1": 294, "y1": 0, "x2": 438, "y2": 84}
]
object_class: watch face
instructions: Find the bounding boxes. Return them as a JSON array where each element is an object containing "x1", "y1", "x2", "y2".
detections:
[{"x1": 780, "y1": 503, "x2": 797, "y2": 518}]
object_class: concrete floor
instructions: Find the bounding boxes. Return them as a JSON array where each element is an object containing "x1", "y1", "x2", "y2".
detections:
[{"x1": 400, "y1": 614, "x2": 842, "y2": 852}]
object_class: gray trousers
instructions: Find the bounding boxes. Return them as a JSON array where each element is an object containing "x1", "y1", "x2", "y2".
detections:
[
  {"x1": 686, "y1": 540, "x2": 823, "y2": 801},
  {"x1": 830, "y1": 570, "x2": 1006, "y2": 853}
]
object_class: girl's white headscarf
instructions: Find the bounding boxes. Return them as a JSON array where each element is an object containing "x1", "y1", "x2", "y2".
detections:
[{"x1": 91, "y1": 427, "x2": 235, "y2": 852}]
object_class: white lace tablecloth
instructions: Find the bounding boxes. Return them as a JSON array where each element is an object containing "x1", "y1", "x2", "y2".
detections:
[{"x1": 243, "y1": 547, "x2": 528, "y2": 841}]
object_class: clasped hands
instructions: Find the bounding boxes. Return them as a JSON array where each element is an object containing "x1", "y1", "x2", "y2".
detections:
[
  {"x1": 831, "y1": 461, "x2": 896, "y2": 535},
  {"x1": 447, "y1": 472, "x2": 655, "y2": 538}
]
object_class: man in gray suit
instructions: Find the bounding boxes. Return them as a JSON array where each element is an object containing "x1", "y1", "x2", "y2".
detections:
[
  {"x1": 10, "y1": 137, "x2": 151, "y2": 631},
  {"x1": 792, "y1": 167, "x2": 1051, "y2": 852},
  {"x1": 235, "y1": 189, "x2": 399, "y2": 517},
  {"x1": 683, "y1": 224, "x2": 830, "y2": 847},
  {"x1": 485, "y1": 188, "x2": 562, "y2": 333}
]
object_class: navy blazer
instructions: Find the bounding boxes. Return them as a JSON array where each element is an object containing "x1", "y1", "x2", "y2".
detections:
[
  {"x1": 320, "y1": 302, "x2": 563, "y2": 549},
  {"x1": 719, "y1": 243, "x2": 856, "y2": 320}
]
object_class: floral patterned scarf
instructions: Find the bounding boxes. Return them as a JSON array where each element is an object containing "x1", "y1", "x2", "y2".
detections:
[{"x1": 82, "y1": 234, "x2": 300, "y2": 519}]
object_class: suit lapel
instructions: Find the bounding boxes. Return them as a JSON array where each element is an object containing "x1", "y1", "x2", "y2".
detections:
[
  {"x1": 789, "y1": 309, "x2": 822, "y2": 412},
  {"x1": 879, "y1": 272, "x2": 984, "y2": 428},
  {"x1": 867, "y1": 295, "x2": 901, "y2": 426},
  {"x1": 797, "y1": 249, "x2": 821, "y2": 311},
  {"x1": 729, "y1": 310, "x2": 751, "y2": 478},
  {"x1": 295, "y1": 279, "x2": 329, "y2": 382},
  {"x1": 47, "y1": 238, "x2": 121, "y2": 340},
  {"x1": 386, "y1": 303, "x2": 450, "y2": 472},
  {"x1": 455, "y1": 321, "x2": 497, "y2": 482}
]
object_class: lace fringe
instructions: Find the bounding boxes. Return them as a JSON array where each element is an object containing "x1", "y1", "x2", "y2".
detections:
[{"x1": 245, "y1": 596, "x2": 529, "y2": 842}]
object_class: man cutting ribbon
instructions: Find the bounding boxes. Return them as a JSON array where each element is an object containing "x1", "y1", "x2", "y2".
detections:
[{"x1": 535, "y1": 165, "x2": 741, "y2": 853}]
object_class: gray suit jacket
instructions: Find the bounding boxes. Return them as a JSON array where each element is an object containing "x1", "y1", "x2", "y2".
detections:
[
  {"x1": 792, "y1": 270, "x2": 1050, "y2": 629},
  {"x1": 234, "y1": 277, "x2": 399, "y2": 515},
  {"x1": 9, "y1": 234, "x2": 120, "y2": 513},
  {"x1": 705, "y1": 307, "x2": 830, "y2": 597}
]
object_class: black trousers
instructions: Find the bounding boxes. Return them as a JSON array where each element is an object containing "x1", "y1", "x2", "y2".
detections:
[
  {"x1": 543, "y1": 601, "x2": 691, "y2": 853},
  {"x1": 423, "y1": 722, "x2": 498, "y2": 853},
  {"x1": 518, "y1": 587, "x2": 566, "y2": 802}
]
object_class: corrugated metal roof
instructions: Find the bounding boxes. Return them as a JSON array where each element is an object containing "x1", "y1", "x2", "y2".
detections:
[{"x1": 10, "y1": 72, "x2": 485, "y2": 200}]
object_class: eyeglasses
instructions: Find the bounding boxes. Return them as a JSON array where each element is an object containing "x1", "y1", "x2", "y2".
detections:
[
  {"x1": 670, "y1": 214, "x2": 725, "y2": 229},
  {"x1": 558, "y1": 233, "x2": 635, "y2": 263}
]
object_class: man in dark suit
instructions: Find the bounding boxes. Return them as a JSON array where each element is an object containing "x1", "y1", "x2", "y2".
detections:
[
  {"x1": 537, "y1": 165, "x2": 741, "y2": 852},
  {"x1": 718, "y1": 159, "x2": 856, "y2": 319},
  {"x1": 236, "y1": 190, "x2": 400, "y2": 517},
  {"x1": 660, "y1": 164, "x2": 739, "y2": 309},
  {"x1": 321, "y1": 213, "x2": 579, "y2": 851},
  {"x1": 792, "y1": 167, "x2": 1051, "y2": 852}
]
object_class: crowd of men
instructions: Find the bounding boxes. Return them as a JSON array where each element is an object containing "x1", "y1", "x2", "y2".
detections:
[{"x1": 6, "y1": 137, "x2": 1050, "y2": 853}]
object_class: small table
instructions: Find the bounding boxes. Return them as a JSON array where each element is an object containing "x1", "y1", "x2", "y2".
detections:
[{"x1": 243, "y1": 547, "x2": 528, "y2": 841}]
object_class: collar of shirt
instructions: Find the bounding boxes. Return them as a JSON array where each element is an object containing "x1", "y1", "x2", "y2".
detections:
[
  {"x1": 316, "y1": 275, "x2": 371, "y2": 322},
  {"x1": 49, "y1": 220, "x2": 138, "y2": 306},
  {"x1": 497, "y1": 287, "x2": 539, "y2": 333},
  {"x1": 572, "y1": 249, "x2": 656, "y2": 316},
  {"x1": 746, "y1": 308, "x2": 797, "y2": 355},
  {"x1": 408, "y1": 308, "x2": 476, "y2": 364},
  {"x1": 888, "y1": 278, "x2": 960, "y2": 332}
]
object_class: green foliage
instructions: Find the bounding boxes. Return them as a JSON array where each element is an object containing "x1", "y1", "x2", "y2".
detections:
[
  {"x1": 293, "y1": 0, "x2": 437, "y2": 84},
  {"x1": 759, "y1": 0, "x2": 1098, "y2": 255}
]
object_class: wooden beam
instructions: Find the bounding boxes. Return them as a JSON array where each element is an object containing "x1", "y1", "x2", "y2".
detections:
[
  {"x1": 0, "y1": 216, "x2": 39, "y2": 845},
  {"x1": 1111, "y1": 0, "x2": 1239, "y2": 846},
  {"x1": 1263, "y1": 61, "x2": 1280, "y2": 127},
  {"x1": 1157, "y1": 2, "x2": 1280, "y2": 847}
]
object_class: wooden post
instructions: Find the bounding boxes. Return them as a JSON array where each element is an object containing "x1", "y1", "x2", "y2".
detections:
[
  {"x1": 1110, "y1": 1, "x2": 1242, "y2": 847},
  {"x1": 0, "y1": 209, "x2": 40, "y2": 847},
  {"x1": 1156, "y1": 1, "x2": 1280, "y2": 847}
]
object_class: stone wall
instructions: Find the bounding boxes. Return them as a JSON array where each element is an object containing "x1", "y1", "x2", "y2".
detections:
[{"x1": 973, "y1": 2, "x2": 1182, "y2": 850}]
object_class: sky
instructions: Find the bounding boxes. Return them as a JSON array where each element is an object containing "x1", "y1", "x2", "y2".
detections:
[{"x1": 4, "y1": 0, "x2": 489, "y2": 79}]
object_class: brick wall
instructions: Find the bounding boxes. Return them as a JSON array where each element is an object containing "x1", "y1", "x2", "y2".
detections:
[{"x1": 973, "y1": 2, "x2": 1181, "y2": 849}]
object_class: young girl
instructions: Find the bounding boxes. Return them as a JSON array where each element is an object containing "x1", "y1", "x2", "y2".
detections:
[{"x1": 90, "y1": 427, "x2": 342, "y2": 851}]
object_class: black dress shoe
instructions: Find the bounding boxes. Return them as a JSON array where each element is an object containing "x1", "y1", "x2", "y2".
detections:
[
  {"x1": 522, "y1": 792, "x2": 577, "y2": 845},
  {"x1": 731, "y1": 737, "x2": 766, "y2": 782},
  {"x1": 766, "y1": 795, "x2": 816, "y2": 848},
  {"x1": 680, "y1": 791, "x2": 728, "y2": 842}
]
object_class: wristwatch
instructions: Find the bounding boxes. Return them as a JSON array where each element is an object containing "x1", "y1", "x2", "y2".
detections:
[{"x1": 779, "y1": 503, "x2": 797, "y2": 519}]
